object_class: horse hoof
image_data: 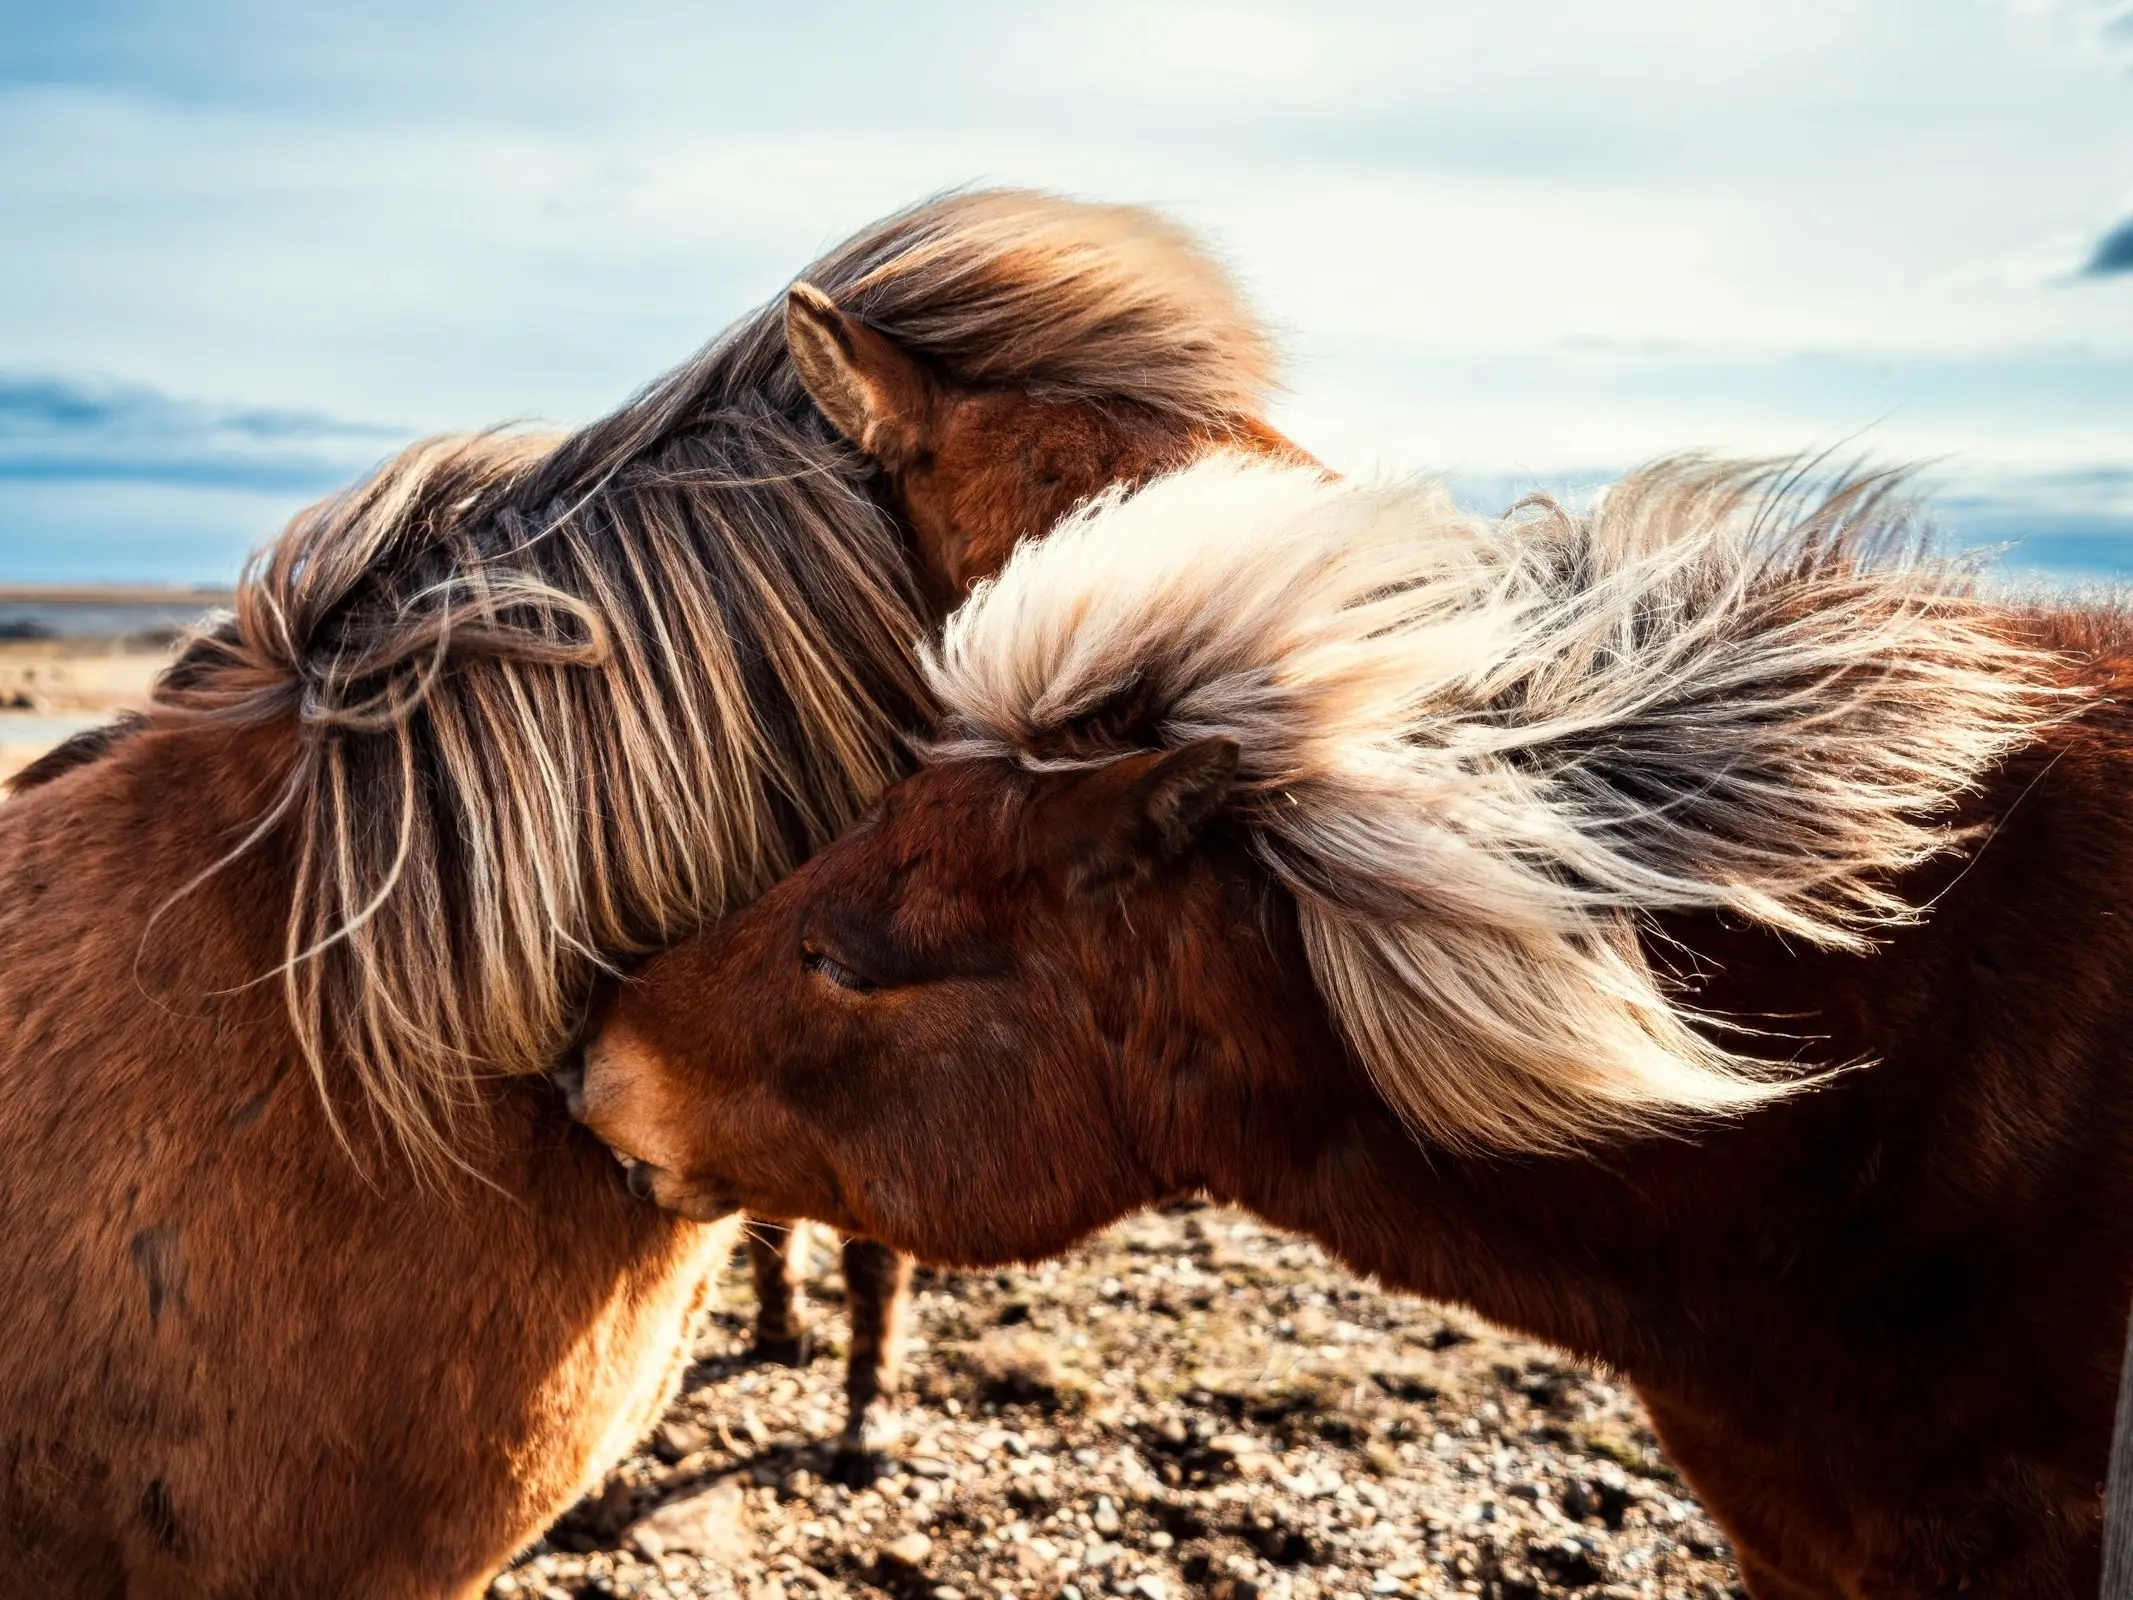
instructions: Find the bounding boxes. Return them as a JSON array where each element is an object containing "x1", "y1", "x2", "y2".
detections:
[
  {"x1": 828, "y1": 1446, "x2": 885, "y2": 1488},
  {"x1": 750, "y1": 1332, "x2": 813, "y2": 1367}
]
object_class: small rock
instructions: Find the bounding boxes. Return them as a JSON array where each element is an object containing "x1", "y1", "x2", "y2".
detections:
[
  {"x1": 908, "y1": 1456, "x2": 955, "y2": 1479},
  {"x1": 1092, "y1": 1495, "x2": 1122, "y2": 1535},
  {"x1": 624, "y1": 1480, "x2": 751, "y2": 1562},
  {"x1": 1015, "y1": 1543, "x2": 1055, "y2": 1577},
  {"x1": 655, "y1": 1419, "x2": 711, "y2": 1461},
  {"x1": 1681, "y1": 1518, "x2": 1728, "y2": 1557},
  {"x1": 739, "y1": 1404, "x2": 770, "y2": 1447},
  {"x1": 880, "y1": 1530, "x2": 934, "y2": 1569}
]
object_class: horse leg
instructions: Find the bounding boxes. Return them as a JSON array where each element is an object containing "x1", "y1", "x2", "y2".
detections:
[
  {"x1": 1732, "y1": 1550, "x2": 1835, "y2": 1600},
  {"x1": 828, "y1": 1237, "x2": 911, "y2": 1488},
  {"x1": 745, "y1": 1217, "x2": 813, "y2": 1365},
  {"x1": 1637, "y1": 1389, "x2": 1844, "y2": 1598}
]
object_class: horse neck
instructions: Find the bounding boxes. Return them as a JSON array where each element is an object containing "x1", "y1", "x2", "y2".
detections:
[{"x1": 1175, "y1": 689, "x2": 2133, "y2": 1383}]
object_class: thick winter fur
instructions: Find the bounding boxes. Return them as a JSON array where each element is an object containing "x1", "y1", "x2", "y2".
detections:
[
  {"x1": 60, "y1": 189, "x2": 1278, "y2": 1173},
  {"x1": 0, "y1": 189, "x2": 1288, "y2": 1595},
  {"x1": 574, "y1": 459, "x2": 2131, "y2": 1594},
  {"x1": 927, "y1": 454, "x2": 2072, "y2": 1151}
]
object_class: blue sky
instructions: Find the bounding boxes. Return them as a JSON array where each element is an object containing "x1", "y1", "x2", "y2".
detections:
[{"x1": 1, "y1": 0, "x2": 2129, "y2": 583}]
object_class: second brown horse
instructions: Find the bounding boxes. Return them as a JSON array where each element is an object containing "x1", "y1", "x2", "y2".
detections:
[{"x1": 576, "y1": 455, "x2": 2132, "y2": 1599}]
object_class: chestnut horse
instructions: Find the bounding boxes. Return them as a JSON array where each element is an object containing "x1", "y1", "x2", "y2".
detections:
[
  {"x1": 0, "y1": 193, "x2": 1306, "y2": 1595},
  {"x1": 575, "y1": 455, "x2": 2133, "y2": 1599}
]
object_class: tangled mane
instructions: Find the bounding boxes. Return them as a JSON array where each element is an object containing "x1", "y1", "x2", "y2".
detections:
[
  {"x1": 141, "y1": 188, "x2": 1274, "y2": 1170},
  {"x1": 926, "y1": 454, "x2": 2078, "y2": 1153}
]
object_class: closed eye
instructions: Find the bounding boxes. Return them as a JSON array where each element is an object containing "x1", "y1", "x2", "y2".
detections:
[{"x1": 801, "y1": 942, "x2": 882, "y2": 995}]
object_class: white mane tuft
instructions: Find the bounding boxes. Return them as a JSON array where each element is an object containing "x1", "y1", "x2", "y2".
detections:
[{"x1": 924, "y1": 453, "x2": 2076, "y2": 1152}]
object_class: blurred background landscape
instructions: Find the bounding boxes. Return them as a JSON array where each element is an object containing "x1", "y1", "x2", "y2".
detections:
[
  {"x1": 0, "y1": 0, "x2": 2128, "y2": 590},
  {"x1": 7, "y1": 1, "x2": 2126, "y2": 776}
]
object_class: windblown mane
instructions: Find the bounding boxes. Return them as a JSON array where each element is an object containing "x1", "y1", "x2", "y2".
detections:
[
  {"x1": 140, "y1": 189, "x2": 1274, "y2": 1169},
  {"x1": 926, "y1": 454, "x2": 2076, "y2": 1152}
]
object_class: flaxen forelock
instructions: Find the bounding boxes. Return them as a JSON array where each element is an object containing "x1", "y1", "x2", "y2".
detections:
[
  {"x1": 925, "y1": 453, "x2": 2078, "y2": 1153},
  {"x1": 136, "y1": 188, "x2": 1272, "y2": 1173}
]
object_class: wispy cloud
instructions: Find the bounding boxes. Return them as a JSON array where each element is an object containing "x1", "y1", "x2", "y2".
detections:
[
  {"x1": 0, "y1": 1, "x2": 2129, "y2": 580},
  {"x1": 0, "y1": 373, "x2": 404, "y2": 492}
]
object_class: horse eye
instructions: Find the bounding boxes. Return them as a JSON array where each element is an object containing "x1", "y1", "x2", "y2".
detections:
[{"x1": 801, "y1": 944, "x2": 881, "y2": 995}]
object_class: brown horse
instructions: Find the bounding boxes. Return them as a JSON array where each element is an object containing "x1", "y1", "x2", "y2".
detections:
[
  {"x1": 575, "y1": 454, "x2": 2133, "y2": 1599},
  {"x1": 0, "y1": 193, "x2": 1305, "y2": 1596}
]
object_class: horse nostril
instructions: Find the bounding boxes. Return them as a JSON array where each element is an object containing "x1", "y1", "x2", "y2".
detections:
[{"x1": 551, "y1": 1047, "x2": 586, "y2": 1120}]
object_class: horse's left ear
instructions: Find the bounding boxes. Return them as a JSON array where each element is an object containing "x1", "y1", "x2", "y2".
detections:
[
  {"x1": 785, "y1": 282, "x2": 941, "y2": 472},
  {"x1": 1134, "y1": 738, "x2": 1240, "y2": 856},
  {"x1": 1059, "y1": 739, "x2": 1241, "y2": 889}
]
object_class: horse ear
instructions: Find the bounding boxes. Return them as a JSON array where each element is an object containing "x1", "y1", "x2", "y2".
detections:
[
  {"x1": 1135, "y1": 738, "x2": 1241, "y2": 856},
  {"x1": 1059, "y1": 739, "x2": 1241, "y2": 889},
  {"x1": 785, "y1": 282, "x2": 940, "y2": 471}
]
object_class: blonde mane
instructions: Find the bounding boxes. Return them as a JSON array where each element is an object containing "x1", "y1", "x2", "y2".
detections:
[
  {"x1": 926, "y1": 454, "x2": 2076, "y2": 1153},
  {"x1": 142, "y1": 188, "x2": 1273, "y2": 1171}
]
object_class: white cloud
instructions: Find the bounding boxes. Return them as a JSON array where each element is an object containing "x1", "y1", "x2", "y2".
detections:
[{"x1": 0, "y1": 0, "x2": 2128, "y2": 579}]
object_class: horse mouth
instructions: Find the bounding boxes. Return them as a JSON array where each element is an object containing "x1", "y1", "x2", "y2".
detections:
[
  {"x1": 551, "y1": 1055, "x2": 588, "y2": 1120},
  {"x1": 616, "y1": 1153, "x2": 742, "y2": 1223}
]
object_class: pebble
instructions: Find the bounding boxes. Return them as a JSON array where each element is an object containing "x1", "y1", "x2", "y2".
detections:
[
  {"x1": 880, "y1": 1530, "x2": 934, "y2": 1569},
  {"x1": 622, "y1": 1479, "x2": 750, "y2": 1562}
]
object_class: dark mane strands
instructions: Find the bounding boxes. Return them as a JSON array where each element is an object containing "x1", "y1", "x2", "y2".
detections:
[
  {"x1": 3, "y1": 712, "x2": 149, "y2": 794},
  {"x1": 134, "y1": 189, "x2": 1274, "y2": 1170}
]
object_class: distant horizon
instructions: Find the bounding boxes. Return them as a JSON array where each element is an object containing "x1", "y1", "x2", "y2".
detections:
[{"x1": 2, "y1": 442, "x2": 2128, "y2": 589}]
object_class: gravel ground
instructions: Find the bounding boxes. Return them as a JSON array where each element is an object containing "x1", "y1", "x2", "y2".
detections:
[{"x1": 494, "y1": 1202, "x2": 1743, "y2": 1600}]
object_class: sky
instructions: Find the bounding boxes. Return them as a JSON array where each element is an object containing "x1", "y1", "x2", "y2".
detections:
[{"x1": 0, "y1": 0, "x2": 2129, "y2": 584}]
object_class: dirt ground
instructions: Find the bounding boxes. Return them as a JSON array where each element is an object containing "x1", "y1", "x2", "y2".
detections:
[{"x1": 500, "y1": 1206, "x2": 1744, "y2": 1600}]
